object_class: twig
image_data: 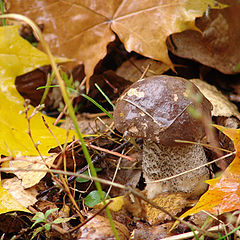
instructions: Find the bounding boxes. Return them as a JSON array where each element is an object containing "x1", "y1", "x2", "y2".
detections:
[
  {"x1": 88, "y1": 144, "x2": 135, "y2": 162},
  {"x1": 160, "y1": 225, "x2": 224, "y2": 240},
  {"x1": 140, "y1": 63, "x2": 151, "y2": 80},
  {"x1": 42, "y1": 116, "x2": 63, "y2": 150},
  {"x1": 105, "y1": 151, "x2": 123, "y2": 199}
]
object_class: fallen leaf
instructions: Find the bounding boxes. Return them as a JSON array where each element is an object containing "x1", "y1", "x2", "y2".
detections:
[
  {"x1": 132, "y1": 222, "x2": 175, "y2": 240},
  {"x1": 191, "y1": 79, "x2": 240, "y2": 119},
  {"x1": 116, "y1": 57, "x2": 170, "y2": 82},
  {"x1": 168, "y1": 0, "x2": 240, "y2": 74},
  {"x1": 179, "y1": 125, "x2": 240, "y2": 221},
  {"x1": 0, "y1": 25, "x2": 75, "y2": 157},
  {"x1": 77, "y1": 213, "x2": 129, "y2": 240},
  {"x1": 143, "y1": 192, "x2": 195, "y2": 225},
  {"x1": 2, "y1": 154, "x2": 57, "y2": 188},
  {"x1": 7, "y1": 0, "x2": 226, "y2": 82},
  {"x1": 0, "y1": 182, "x2": 30, "y2": 214},
  {"x1": 95, "y1": 196, "x2": 125, "y2": 212},
  {"x1": 2, "y1": 177, "x2": 38, "y2": 208}
]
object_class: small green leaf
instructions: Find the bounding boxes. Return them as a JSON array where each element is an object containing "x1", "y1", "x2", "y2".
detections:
[
  {"x1": 84, "y1": 190, "x2": 107, "y2": 207},
  {"x1": 31, "y1": 226, "x2": 44, "y2": 240},
  {"x1": 31, "y1": 218, "x2": 45, "y2": 229},
  {"x1": 45, "y1": 208, "x2": 58, "y2": 218},
  {"x1": 44, "y1": 223, "x2": 51, "y2": 231},
  {"x1": 52, "y1": 217, "x2": 71, "y2": 224},
  {"x1": 234, "y1": 62, "x2": 240, "y2": 72},
  {"x1": 32, "y1": 212, "x2": 44, "y2": 221},
  {"x1": 76, "y1": 168, "x2": 102, "y2": 183}
]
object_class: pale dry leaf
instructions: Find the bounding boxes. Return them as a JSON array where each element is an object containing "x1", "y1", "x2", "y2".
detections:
[
  {"x1": 168, "y1": 0, "x2": 240, "y2": 74},
  {"x1": 5, "y1": 154, "x2": 57, "y2": 188},
  {"x1": 2, "y1": 177, "x2": 38, "y2": 208},
  {"x1": 77, "y1": 213, "x2": 129, "y2": 240},
  {"x1": 191, "y1": 79, "x2": 240, "y2": 120},
  {"x1": 116, "y1": 57, "x2": 170, "y2": 82},
  {"x1": 143, "y1": 192, "x2": 195, "y2": 225},
  {"x1": 0, "y1": 183, "x2": 30, "y2": 214},
  {"x1": 132, "y1": 223, "x2": 174, "y2": 240},
  {"x1": 7, "y1": 0, "x2": 225, "y2": 83}
]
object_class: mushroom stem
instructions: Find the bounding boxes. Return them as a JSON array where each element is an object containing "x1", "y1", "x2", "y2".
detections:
[{"x1": 142, "y1": 140, "x2": 209, "y2": 199}]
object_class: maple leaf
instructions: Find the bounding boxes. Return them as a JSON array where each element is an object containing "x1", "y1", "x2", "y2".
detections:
[
  {"x1": 179, "y1": 125, "x2": 240, "y2": 220},
  {"x1": 7, "y1": 0, "x2": 227, "y2": 85}
]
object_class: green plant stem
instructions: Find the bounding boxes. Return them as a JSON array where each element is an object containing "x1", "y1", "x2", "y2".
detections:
[
  {"x1": 40, "y1": 71, "x2": 55, "y2": 105},
  {"x1": 0, "y1": 1, "x2": 6, "y2": 26},
  {"x1": 0, "y1": 14, "x2": 119, "y2": 240}
]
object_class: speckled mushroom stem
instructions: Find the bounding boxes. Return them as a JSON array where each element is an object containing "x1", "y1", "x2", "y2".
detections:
[{"x1": 142, "y1": 140, "x2": 209, "y2": 199}]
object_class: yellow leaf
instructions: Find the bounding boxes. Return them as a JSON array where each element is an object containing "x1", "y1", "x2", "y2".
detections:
[
  {"x1": 2, "y1": 154, "x2": 57, "y2": 188},
  {"x1": 0, "y1": 25, "x2": 75, "y2": 157},
  {"x1": 94, "y1": 196, "x2": 124, "y2": 212},
  {"x1": 0, "y1": 182, "x2": 30, "y2": 214}
]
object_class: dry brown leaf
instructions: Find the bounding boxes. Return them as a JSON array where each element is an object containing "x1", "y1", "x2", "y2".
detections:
[
  {"x1": 191, "y1": 79, "x2": 240, "y2": 119},
  {"x1": 7, "y1": 0, "x2": 225, "y2": 84},
  {"x1": 143, "y1": 192, "x2": 195, "y2": 225},
  {"x1": 2, "y1": 177, "x2": 38, "y2": 208},
  {"x1": 3, "y1": 154, "x2": 57, "y2": 188},
  {"x1": 132, "y1": 223, "x2": 175, "y2": 240},
  {"x1": 168, "y1": 0, "x2": 240, "y2": 74},
  {"x1": 77, "y1": 213, "x2": 129, "y2": 240},
  {"x1": 116, "y1": 57, "x2": 170, "y2": 82}
]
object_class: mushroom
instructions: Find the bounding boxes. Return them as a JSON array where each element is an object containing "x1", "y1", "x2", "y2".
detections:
[{"x1": 113, "y1": 75, "x2": 212, "y2": 199}]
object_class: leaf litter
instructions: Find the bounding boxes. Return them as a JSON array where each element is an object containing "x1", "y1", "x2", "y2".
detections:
[
  {"x1": 7, "y1": 0, "x2": 226, "y2": 85},
  {"x1": 1, "y1": 0, "x2": 240, "y2": 239}
]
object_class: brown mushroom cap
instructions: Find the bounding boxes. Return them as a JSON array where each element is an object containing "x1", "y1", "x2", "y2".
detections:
[{"x1": 113, "y1": 75, "x2": 212, "y2": 145}]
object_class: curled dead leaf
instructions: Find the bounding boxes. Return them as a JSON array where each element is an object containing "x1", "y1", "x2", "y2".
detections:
[
  {"x1": 168, "y1": 0, "x2": 240, "y2": 74},
  {"x1": 2, "y1": 177, "x2": 37, "y2": 209},
  {"x1": 191, "y1": 79, "x2": 240, "y2": 119}
]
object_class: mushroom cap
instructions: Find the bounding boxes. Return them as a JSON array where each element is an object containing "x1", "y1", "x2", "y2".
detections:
[{"x1": 113, "y1": 75, "x2": 212, "y2": 145}]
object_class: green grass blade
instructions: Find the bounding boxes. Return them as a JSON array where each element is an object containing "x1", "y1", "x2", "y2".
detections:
[
  {"x1": 94, "y1": 83, "x2": 115, "y2": 110},
  {"x1": 0, "y1": 1, "x2": 6, "y2": 26},
  {"x1": 81, "y1": 93, "x2": 113, "y2": 119}
]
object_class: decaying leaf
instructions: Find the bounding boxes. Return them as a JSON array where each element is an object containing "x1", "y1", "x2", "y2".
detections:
[
  {"x1": 0, "y1": 25, "x2": 75, "y2": 157},
  {"x1": 7, "y1": 0, "x2": 226, "y2": 82},
  {"x1": 179, "y1": 125, "x2": 240, "y2": 221},
  {"x1": 168, "y1": 0, "x2": 240, "y2": 74},
  {"x1": 132, "y1": 223, "x2": 175, "y2": 240},
  {"x1": 0, "y1": 182, "x2": 30, "y2": 214},
  {"x1": 2, "y1": 154, "x2": 57, "y2": 188},
  {"x1": 77, "y1": 213, "x2": 129, "y2": 240},
  {"x1": 143, "y1": 192, "x2": 195, "y2": 225},
  {"x1": 191, "y1": 79, "x2": 240, "y2": 119},
  {"x1": 2, "y1": 177, "x2": 38, "y2": 208},
  {"x1": 116, "y1": 57, "x2": 170, "y2": 82}
]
